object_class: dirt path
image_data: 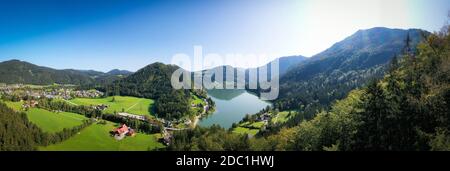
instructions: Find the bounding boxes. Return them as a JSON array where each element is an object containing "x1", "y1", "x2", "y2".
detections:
[
  {"x1": 125, "y1": 99, "x2": 142, "y2": 112},
  {"x1": 63, "y1": 99, "x2": 79, "y2": 106}
]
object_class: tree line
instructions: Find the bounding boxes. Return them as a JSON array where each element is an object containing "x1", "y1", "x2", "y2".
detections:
[{"x1": 0, "y1": 102, "x2": 93, "y2": 150}]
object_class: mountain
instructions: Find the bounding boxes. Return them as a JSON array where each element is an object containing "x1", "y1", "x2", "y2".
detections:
[
  {"x1": 0, "y1": 60, "x2": 96, "y2": 85},
  {"x1": 286, "y1": 27, "x2": 424, "y2": 80},
  {"x1": 90, "y1": 69, "x2": 133, "y2": 86},
  {"x1": 104, "y1": 62, "x2": 191, "y2": 119},
  {"x1": 107, "y1": 69, "x2": 133, "y2": 76},
  {"x1": 272, "y1": 27, "x2": 428, "y2": 120},
  {"x1": 71, "y1": 69, "x2": 106, "y2": 78},
  {"x1": 196, "y1": 55, "x2": 308, "y2": 89},
  {"x1": 0, "y1": 59, "x2": 137, "y2": 86},
  {"x1": 276, "y1": 55, "x2": 308, "y2": 75}
]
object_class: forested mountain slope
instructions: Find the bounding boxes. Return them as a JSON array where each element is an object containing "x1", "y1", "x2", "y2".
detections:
[{"x1": 274, "y1": 27, "x2": 427, "y2": 121}]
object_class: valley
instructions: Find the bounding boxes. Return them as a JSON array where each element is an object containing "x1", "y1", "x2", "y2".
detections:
[{"x1": 1, "y1": 26, "x2": 449, "y2": 152}]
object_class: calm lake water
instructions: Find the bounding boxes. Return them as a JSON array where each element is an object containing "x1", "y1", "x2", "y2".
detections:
[{"x1": 199, "y1": 89, "x2": 271, "y2": 128}]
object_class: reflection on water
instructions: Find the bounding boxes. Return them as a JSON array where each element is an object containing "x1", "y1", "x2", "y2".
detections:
[
  {"x1": 206, "y1": 89, "x2": 245, "y2": 100},
  {"x1": 199, "y1": 89, "x2": 271, "y2": 128}
]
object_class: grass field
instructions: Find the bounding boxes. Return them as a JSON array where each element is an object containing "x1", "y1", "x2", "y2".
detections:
[
  {"x1": 231, "y1": 121, "x2": 265, "y2": 136},
  {"x1": 249, "y1": 121, "x2": 265, "y2": 128},
  {"x1": 232, "y1": 127, "x2": 259, "y2": 136},
  {"x1": 68, "y1": 96, "x2": 154, "y2": 116},
  {"x1": 40, "y1": 121, "x2": 165, "y2": 151},
  {"x1": 2, "y1": 100, "x2": 87, "y2": 133},
  {"x1": 271, "y1": 111, "x2": 295, "y2": 124},
  {"x1": 191, "y1": 93, "x2": 204, "y2": 105}
]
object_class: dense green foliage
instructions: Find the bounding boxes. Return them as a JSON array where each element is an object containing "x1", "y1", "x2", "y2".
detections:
[
  {"x1": 271, "y1": 28, "x2": 427, "y2": 126},
  {"x1": 0, "y1": 102, "x2": 42, "y2": 151},
  {"x1": 168, "y1": 125, "x2": 251, "y2": 151}
]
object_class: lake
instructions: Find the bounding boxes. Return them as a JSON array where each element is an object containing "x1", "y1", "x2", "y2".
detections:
[{"x1": 199, "y1": 89, "x2": 271, "y2": 128}]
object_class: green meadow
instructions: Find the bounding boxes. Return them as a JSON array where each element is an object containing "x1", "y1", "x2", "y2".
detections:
[
  {"x1": 68, "y1": 96, "x2": 154, "y2": 116},
  {"x1": 27, "y1": 108, "x2": 87, "y2": 133},
  {"x1": 271, "y1": 111, "x2": 295, "y2": 124},
  {"x1": 232, "y1": 121, "x2": 265, "y2": 136},
  {"x1": 232, "y1": 127, "x2": 259, "y2": 136},
  {"x1": 40, "y1": 121, "x2": 165, "y2": 151},
  {"x1": 190, "y1": 93, "x2": 204, "y2": 105},
  {"x1": 3, "y1": 101, "x2": 87, "y2": 133}
]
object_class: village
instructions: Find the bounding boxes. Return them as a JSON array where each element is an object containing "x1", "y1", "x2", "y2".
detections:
[
  {"x1": 0, "y1": 84, "x2": 104, "y2": 100},
  {"x1": 0, "y1": 83, "x2": 212, "y2": 146}
]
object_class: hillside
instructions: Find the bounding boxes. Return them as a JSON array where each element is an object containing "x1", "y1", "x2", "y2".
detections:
[
  {"x1": 273, "y1": 27, "x2": 428, "y2": 120},
  {"x1": 107, "y1": 69, "x2": 133, "y2": 76},
  {"x1": 0, "y1": 60, "x2": 135, "y2": 86},
  {"x1": 276, "y1": 55, "x2": 308, "y2": 75},
  {"x1": 0, "y1": 60, "x2": 96, "y2": 85},
  {"x1": 105, "y1": 62, "x2": 191, "y2": 120}
]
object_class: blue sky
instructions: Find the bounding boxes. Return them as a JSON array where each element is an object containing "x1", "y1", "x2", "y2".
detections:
[{"x1": 0, "y1": 0, "x2": 449, "y2": 72}]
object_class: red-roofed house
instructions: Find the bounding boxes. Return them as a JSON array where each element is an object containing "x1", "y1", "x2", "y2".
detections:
[
  {"x1": 114, "y1": 124, "x2": 129, "y2": 135},
  {"x1": 113, "y1": 124, "x2": 136, "y2": 140}
]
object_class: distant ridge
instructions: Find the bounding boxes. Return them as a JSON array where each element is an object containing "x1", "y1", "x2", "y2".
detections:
[
  {"x1": 107, "y1": 69, "x2": 133, "y2": 76},
  {"x1": 0, "y1": 59, "x2": 133, "y2": 85},
  {"x1": 0, "y1": 60, "x2": 95, "y2": 85}
]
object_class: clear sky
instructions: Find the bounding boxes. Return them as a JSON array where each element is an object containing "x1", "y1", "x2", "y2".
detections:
[{"x1": 0, "y1": 0, "x2": 448, "y2": 72}]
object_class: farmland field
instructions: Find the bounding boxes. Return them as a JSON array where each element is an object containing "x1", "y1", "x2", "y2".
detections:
[
  {"x1": 232, "y1": 127, "x2": 259, "y2": 136},
  {"x1": 40, "y1": 121, "x2": 165, "y2": 151},
  {"x1": 271, "y1": 111, "x2": 295, "y2": 124},
  {"x1": 3, "y1": 100, "x2": 88, "y2": 133},
  {"x1": 68, "y1": 96, "x2": 154, "y2": 116},
  {"x1": 231, "y1": 121, "x2": 264, "y2": 136}
]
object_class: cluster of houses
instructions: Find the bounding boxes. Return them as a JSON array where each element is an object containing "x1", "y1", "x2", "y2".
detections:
[
  {"x1": 72, "y1": 90, "x2": 104, "y2": 99},
  {"x1": 0, "y1": 84, "x2": 104, "y2": 100},
  {"x1": 93, "y1": 104, "x2": 108, "y2": 110},
  {"x1": 117, "y1": 112, "x2": 146, "y2": 121},
  {"x1": 256, "y1": 113, "x2": 271, "y2": 123},
  {"x1": 22, "y1": 100, "x2": 39, "y2": 110}
]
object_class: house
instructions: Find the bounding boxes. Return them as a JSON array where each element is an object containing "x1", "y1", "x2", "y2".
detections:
[
  {"x1": 162, "y1": 130, "x2": 172, "y2": 145},
  {"x1": 257, "y1": 113, "x2": 271, "y2": 122},
  {"x1": 114, "y1": 124, "x2": 129, "y2": 135},
  {"x1": 113, "y1": 124, "x2": 136, "y2": 140},
  {"x1": 94, "y1": 104, "x2": 108, "y2": 110},
  {"x1": 22, "y1": 100, "x2": 39, "y2": 110},
  {"x1": 117, "y1": 112, "x2": 146, "y2": 121}
]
